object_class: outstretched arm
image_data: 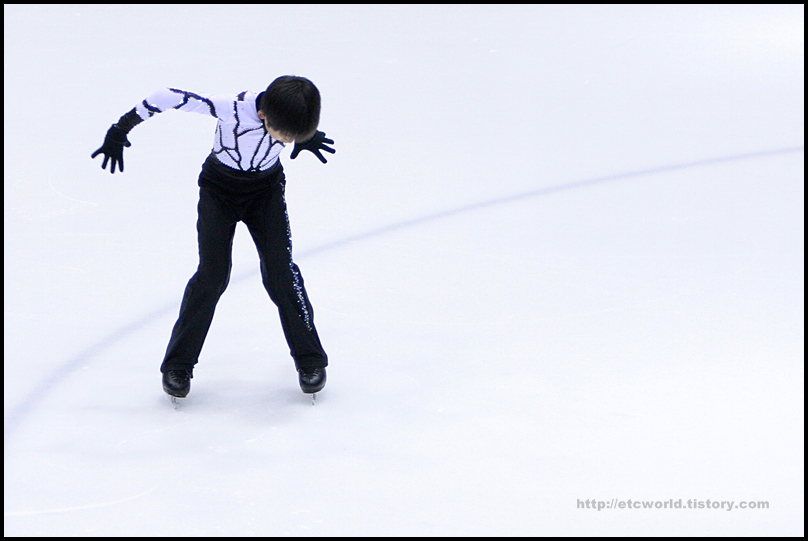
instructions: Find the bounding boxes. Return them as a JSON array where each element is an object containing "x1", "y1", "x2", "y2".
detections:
[{"x1": 92, "y1": 88, "x2": 222, "y2": 174}]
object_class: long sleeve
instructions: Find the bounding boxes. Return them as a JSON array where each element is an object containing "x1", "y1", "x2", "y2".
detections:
[
  {"x1": 131, "y1": 88, "x2": 285, "y2": 172},
  {"x1": 135, "y1": 88, "x2": 222, "y2": 120}
]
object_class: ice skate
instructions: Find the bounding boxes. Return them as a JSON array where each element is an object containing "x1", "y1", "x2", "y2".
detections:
[
  {"x1": 298, "y1": 367, "x2": 326, "y2": 396},
  {"x1": 163, "y1": 368, "x2": 192, "y2": 406}
]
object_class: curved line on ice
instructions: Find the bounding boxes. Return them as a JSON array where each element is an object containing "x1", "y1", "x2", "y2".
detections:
[
  {"x1": 4, "y1": 145, "x2": 803, "y2": 443},
  {"x1": 297, "y1": 146, "x2": 805, "y2": 257},
  {"x1": 3, "y1": 486, "x2": 157, "y2": 516}
]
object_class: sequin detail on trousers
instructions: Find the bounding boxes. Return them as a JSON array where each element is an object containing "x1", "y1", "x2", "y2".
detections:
[{"x1": 282, "y1": 181, "x2": 312, "y2": 331}]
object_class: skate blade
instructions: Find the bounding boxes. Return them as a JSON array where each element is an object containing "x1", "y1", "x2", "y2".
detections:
[
  {"x1": 311, "y1": 393, "x2": 317, "y2": 406},
  {"x1": 169, "y1": 395, "x2": 186, "y2": 409}
]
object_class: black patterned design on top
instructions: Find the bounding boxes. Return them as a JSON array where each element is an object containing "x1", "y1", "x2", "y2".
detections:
[{"x1": 211, "y1": 90, "x2": 283, "y2": 172}]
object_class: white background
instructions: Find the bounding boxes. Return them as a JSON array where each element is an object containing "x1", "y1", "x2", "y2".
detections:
[{"x1": 4, "y1": 4, "x2": 804, "y2": 536}]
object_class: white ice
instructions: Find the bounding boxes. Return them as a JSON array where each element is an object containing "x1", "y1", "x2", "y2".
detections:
[{"x1": 4, "y1": 4, "x2": 804, "y2": 536}]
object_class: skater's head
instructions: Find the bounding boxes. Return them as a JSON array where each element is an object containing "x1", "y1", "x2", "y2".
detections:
[{"x1": 258, "y1": 75, "x2": 321, "y2": 144}]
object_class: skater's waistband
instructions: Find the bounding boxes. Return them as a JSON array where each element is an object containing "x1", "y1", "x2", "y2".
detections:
[
  {"x1": 198, "y1": 153, "x2": 284, "y2": 194},
  {"x1": 203, "y1": 153, "x2": 282, "y2": 181}
]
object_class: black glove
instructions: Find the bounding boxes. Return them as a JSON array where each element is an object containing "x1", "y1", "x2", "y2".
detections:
[
  {"x1": 91, "y1": 125, "x2": 131, "y2": 174},
  {"x1": 91, "y1": 108, "x2": 142, "y2": 174},
  {"x1": 290, "y1": 131, "x2": 335, "y2": 163}
]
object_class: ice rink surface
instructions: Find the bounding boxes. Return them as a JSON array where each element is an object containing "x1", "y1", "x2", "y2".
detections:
[{"x1": 4, "y1": 4, "x2": 804, "y2": 536}]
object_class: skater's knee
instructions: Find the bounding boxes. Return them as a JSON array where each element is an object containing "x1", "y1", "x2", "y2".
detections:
[{"x1": 194, "y1": 264, "x2": 232, "y2": 294}]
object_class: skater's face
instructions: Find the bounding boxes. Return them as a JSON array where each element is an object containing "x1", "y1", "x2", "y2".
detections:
[{"x1": 257, "y1": 110, "x2": 295, "y2": 144}]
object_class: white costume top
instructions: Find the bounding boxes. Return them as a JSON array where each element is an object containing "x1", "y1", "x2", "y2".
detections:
[{"x1": 134, "y1": 88, "x2": 284, "y2": 172}]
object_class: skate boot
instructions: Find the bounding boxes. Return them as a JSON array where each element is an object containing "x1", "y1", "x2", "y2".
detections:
[
  {"x1": 162, "y1": 368, "x2": 192, "y2": 398},
  {"x1": 298, "y1": 367, "x2": 327, "y2": 394}
]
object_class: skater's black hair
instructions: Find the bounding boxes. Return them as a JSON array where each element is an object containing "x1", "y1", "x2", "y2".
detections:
[{"x1": 259, "y1": 75, "x2": 321, "y2": 142}]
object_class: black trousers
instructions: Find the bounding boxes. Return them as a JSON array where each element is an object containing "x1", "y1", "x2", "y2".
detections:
[{"x1": 161, "y1": 155, "x2": 328, "y2": 373}]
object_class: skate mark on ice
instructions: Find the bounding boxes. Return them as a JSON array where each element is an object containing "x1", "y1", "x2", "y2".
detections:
[
  {"x1": 4, "y1": 304, "x2": 177, "y2": 442},
  {"x1": 3, "y1": 486, "x2": 157, "y2": 517},
  {"x1": 296, "y1": 146, "x2": 805, "y2": 258},
  {"x1": 4, "y1": 145, "x2": 803, "y2": 443}
]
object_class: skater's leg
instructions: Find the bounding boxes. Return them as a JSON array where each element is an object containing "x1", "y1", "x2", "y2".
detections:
[
  {"x1": 161, "y1": 187, "x2": 236, "y2": 372},
  {"x1": 243, "y1": 172, "x2": 328, "y2": 371}
]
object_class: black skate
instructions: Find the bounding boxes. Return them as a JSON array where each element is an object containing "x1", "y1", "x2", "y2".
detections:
[
  {"x1": 163, "y1": 368, "x2": 192, "y2": 405},
  {"x1": 298, "y1": 367, "x2": 327, "y2": 394}
]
